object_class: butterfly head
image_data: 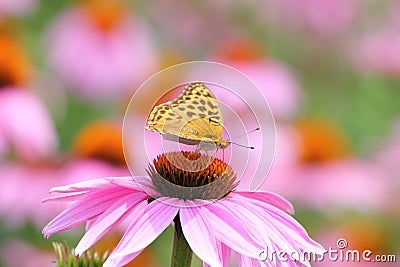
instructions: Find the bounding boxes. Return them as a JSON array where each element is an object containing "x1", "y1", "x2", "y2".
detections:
[{"x1": 218, "y1": 138, "x2": 230, "y2": 149}]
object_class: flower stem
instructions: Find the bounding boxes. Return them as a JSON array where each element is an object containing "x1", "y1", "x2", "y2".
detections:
[{"x1": 171, "y1": 214, "x2": 193, "y2": 267}]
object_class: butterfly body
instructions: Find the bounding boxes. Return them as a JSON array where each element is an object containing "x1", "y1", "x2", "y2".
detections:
[{"x1": 146, "y1": 82, "x2": 230, "y2": 151}]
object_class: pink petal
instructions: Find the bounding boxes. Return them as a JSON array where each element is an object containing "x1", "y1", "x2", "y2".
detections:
[
  {"x1": 49, "y1": 176, "x2": 135, "y2": 193},
  {"x1": 42, "y1": 187, "x2": 133, "y2": 237},
  {"x1": 198, "y1": 202, "x2": 263, "y2": 258},
  {"x1": 105, "y1": 197, "x2": 180, "y2": 264},
  {"x1": 180, "y1": 202, "x2": 222, "y2": 267},
  {"x1": 228, "y1": 195, "x2": 324, "y2": 264},
  {"x1": 237, "y1": 253, "x2": 260, "y2": 267},
  {"x1": 0, "y1": 89, "x2": 57, "y2": 160},
  {"x1": 218, "y1": 242, "x2": 232, "y2": 267},
  {"x1": 219, "y1": 198, "x2": 286, "y2": 252},
  {"x1": 42, "y1": 191, "x2": 88, "y2": 203},
  {"x1": 232, "y1": 191, "x2": 294, "y2": 214},
  {"x1": 75, "y1": 192, "x2": 148, "y2": 255},
  {"x1": 103, "y1": 250, "x2": 143, "y2": 267},
  {"x1": 111, "y1": 176, "x2": 160, "y2": 197},
  {"x1": 201, "y1": 241, "x2": 231, "y2": 267},
  {"x1": 252, "y1": 197, "x2": 323, "y2": 252}
]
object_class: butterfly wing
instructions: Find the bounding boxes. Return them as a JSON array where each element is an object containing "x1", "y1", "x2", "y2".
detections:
[{"x1": 146, "y1": 82, "x2": 224, "y2": 143}]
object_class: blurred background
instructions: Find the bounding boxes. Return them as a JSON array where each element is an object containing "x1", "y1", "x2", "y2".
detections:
[{"x1": 0, "y1": 0, "x2": 399, "y2": 266}]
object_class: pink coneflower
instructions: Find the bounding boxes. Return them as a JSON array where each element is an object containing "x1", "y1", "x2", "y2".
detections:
[
  {"x1": 374, "y1": 120, "x2": 400, "y2": 214},
  {"x1": 0, "y1": 88, "x2": 58, "y2": 161},
  {"x1": 351, "y1": 29, "x2": 400, "y2": 76},
  {"x1": 0, "y1": 35, "x2": 57, "y2": 161},
  {"x1": 211, "y1": 39, "x2": 302, "y2": 120},
  {"x1": 43, "y1": 151, "x2": 324, "y2": 266},
  {"x1": 61, "y1": 121, "x2": 131, "y2": 184},
  {"x1": 45, "y1": 1, "x2": 158, "y2": 101},
  {"x1": 0, "y1": 0, "x2": 37, "y2": 18},
  {"x1": 0, "y1": 121, "x2": 128, "y2": 228},
  {"x1": 263, "y1": 0, "x2": 358, "y2": 38},
  {"x1": 0, "y1": 240, "x2": 53, "y2": 267},
  {"x1": 264, "y1": 121, "x2": 388, "y2": 211}
]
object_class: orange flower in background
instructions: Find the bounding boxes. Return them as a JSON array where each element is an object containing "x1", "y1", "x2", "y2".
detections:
[
  {"x1": 0, "y1": 35, "x2": 31, "y2": 87},
  {"x1": 315, "y1": 216, "x2": 397, "y2": 266},
  {"x1": 216, "y1": 39, "x2": 265, "y2": 62},
  {"x1": 340, "y1": 218, "x2": 388, "y2": 254},
  {"x1": 0, "y1": 34, "x2": 58, "y2": 161},
  {"x1": 82, "y1": 0, "x2": 127, "y2": 32},
  {"x1": 294, "y1": 117, "x2": 351, "y2": 164},
  {"x1": 264, "y1": 121, "x2": 388, "y2": 211},
  {"x1": 73, "y1": 121, "x2": 126, "y2": 166},
  {"x1": 58, "y1": 120, "x2": 130, "y2": 185}
]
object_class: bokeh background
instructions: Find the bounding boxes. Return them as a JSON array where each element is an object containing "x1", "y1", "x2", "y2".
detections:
[{"x1": 0, "y1": 0, "x2": 399, "y2": 266}]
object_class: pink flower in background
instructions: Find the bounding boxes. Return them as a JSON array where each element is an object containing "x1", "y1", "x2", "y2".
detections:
[
  {"x1": 374, "y1": 120, "x2": 400, "y2": 214},
  {"x1": 211, "y1": 40, "x2": 302, "y2": 120},
  {"x1": 46, "y1": 2, "x2": 158, "y2": 101},
  {"x1": 0, "y1": 35, "x2": 57, "y2": 161},
  {"x1": 0, "y1": 159, "x2": 129, "y2": 229},
  {"x1": 60, "y1": 120, "x2": 130, "y2": 188},
  {"x1": 43, "y1": 152, "x2": 324, "y2": 267},
  {"x1": 0, "y1": 162, "x2": 66, "y2": 228},
  {"x1": 351, "y1": 29, "x2": 400, "y2": 76},
  {"x1": 0, "y1": 0, "x2": 37, "y2": 18},
  {"x1": 263, "y1": 122, "x2": 388, "y2": 211},
  {"x1": 0, "y1": 240, "x2": 53, "y2": 267},
  {"x1": 146, "y1": 0, "x2": 229, "y2": 51},
  {"x1": 264, "y1": 0, "x2": 358, "y2": 37},
  {"x1": 389, "y1": 0, "x2": 400, "y2": 28},
  {"x1": 376, "y1": 120, "x2": 400, "y2": 178},
  {"x1": 0, "y1": 88, "x2": 58, "y2": 161},
  {"x1": 0, "y1": 120, "x2": 130, "y2": 228}
]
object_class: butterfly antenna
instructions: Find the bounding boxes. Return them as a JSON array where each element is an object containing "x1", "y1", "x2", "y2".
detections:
[
  {"x1": 230, "y1": 142, "x2": 255, "y2": 150},
  {"x1": 230, "y1": 127, "x2": 260, "y2": 141}
]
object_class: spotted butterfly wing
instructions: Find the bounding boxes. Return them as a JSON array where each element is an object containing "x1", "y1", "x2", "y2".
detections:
[{"x1": 146, "y1": 82, "x2": 229, "y2": 150}]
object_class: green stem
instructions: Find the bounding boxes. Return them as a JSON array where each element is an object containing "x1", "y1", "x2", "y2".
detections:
[{"x1": 171, "y1": 214, "x2": 193, "y2": 267}]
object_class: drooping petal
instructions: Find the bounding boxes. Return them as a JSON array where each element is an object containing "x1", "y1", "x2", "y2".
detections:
[
  {"x1": 104, "y1": 197, "x2": 180, "y2": 265},
  {"x1": 233, "y1": 193, "x2": 322, "y2": 251},
  {"x1": 219, "y1": 198, "x2": 288, "y2": 253},
  {"x1": 75, "y1": 192, "x2": 148, "y2": 255},
  {"x1": 42, "y1": 187, "x2": 133, "y2": 238},
  {"x1": 218, "y1": 242, "x2": 232, "y2": 267},
  {"x1": 221, "y1": 198, "x2": 311, "y2": 267},
  {"x1": 180, "y1": 202, "x2": 222, "y2": 267},
  {"x1": 197, "y1": 201, "x2": 264, "y2": 258},
  {"x1": 237, "y1": 253, "x2": 261, "y2": 267},
  {"x1": 232, "y1": 191, "x2": 294, "y2": 214},
  {"x1": 242, "y1": 195, "x2": 324, "y2": 252},
  {"x1": 226, "y1": 195, "x2": 324, "y2": 266}
]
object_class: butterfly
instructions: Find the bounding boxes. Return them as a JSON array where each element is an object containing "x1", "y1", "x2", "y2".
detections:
[{"x1": 145, "y1": 82, "x2": 230, "y2": 151}]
